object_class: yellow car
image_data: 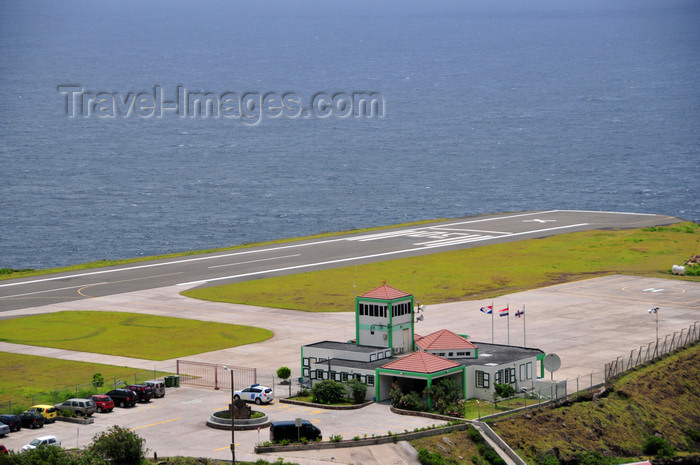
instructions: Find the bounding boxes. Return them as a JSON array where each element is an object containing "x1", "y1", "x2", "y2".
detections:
[{"x1": 28, "y1": 405, "x2": 58, "y2": 423}]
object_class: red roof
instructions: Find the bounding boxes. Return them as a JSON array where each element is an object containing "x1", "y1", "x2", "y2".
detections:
[
  {"x1": 360, "y1": 284, "x2": 411, "y2": 300},
  {"x1": 415, "y1": 329, "x2": 477, "y2": 351},
  {"x1": 381, "y1": 351, "x2": 460, "y2": 374}
]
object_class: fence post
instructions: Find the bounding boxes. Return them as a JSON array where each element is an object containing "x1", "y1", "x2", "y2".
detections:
[{"x1": 214, "y1": 366, "x2": 219, "y2": 390}]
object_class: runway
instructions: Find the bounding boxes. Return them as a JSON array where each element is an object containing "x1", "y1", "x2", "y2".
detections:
[{"x1": 0, "y1": 209, "x2": 681, "y2": 312}]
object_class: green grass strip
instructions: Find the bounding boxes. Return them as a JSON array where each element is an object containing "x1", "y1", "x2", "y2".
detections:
[
  {"x1": 0, "y1": 311, "x2": 273, "y2": 360},
  {"x1": 182, "y1": 222, "x2": 699, "y2": 312},
  {"x1": 0, "y1": 352, "x2": 170, "y2": 406}
]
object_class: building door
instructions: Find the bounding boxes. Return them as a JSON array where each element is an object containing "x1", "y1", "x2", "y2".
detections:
[{"x1": 403, "y1": 328, "x2": 410, "y2": 351}]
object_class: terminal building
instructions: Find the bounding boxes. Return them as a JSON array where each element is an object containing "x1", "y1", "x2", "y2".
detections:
[{"x1": 301, "y1": 283, "x2": 557, "y2": 402}]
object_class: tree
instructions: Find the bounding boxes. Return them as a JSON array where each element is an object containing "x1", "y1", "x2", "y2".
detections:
[
  {"x1": 493, "y1": 383, "x2": 516, "y2": 407},
  {"x1": 276, "y1": 366, "x2": 291, "y2": 383},
  {"x1": 277, "y1": 366, "x2": 292, "y2": 396},
  {"x1": 87, "y1": 425, "x2": 147, "y2": 465},
  {"x1": 92, "y1": 373, "x2": 104, "y2": 389}
]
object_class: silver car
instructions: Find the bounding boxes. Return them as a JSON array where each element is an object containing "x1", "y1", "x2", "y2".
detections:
[
  {"x1": 0, "y1": 422, "x2": 10, "y2": 436},
  {"x1": 55, "y1": 398, "x2": 97, "y2": 416}
]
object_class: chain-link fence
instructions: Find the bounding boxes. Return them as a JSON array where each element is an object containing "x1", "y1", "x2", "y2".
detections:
[
  {"x1": 605, "y1": 321, "x2": 699, "y2": 382},
  {"x1": 0, "y1": 369, "x2": 163, "y2": 415}
]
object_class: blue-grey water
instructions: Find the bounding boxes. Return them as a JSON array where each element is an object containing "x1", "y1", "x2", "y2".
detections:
[{"x1": 0, "y1": 0, "x2": 698, "y2": 270}]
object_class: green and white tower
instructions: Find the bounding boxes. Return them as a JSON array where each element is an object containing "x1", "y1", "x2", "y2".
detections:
[{"x1": 355, "y1": 283, "x2": 415, "y2": 354}]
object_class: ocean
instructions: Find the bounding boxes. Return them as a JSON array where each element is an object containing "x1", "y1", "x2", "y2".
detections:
[{"x1": 0, "y1": 0, "x2": 698, "y2": 270}]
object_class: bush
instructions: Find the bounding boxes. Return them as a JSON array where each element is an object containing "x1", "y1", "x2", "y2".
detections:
[
  {"x1": 329, "y1": 434, "x2": 343, "y2": 442},
  {"x1": 418, "y1": 448, "x2": 446, "y2": 465},
  {"x1": 395, "y1": 391, "x2": 426, "y2": 411},
  {"x1": 311, "y1": 379, "x2": 346, "y2": 404},
  {"x1": 642, "y1": 435, "x2": 676, "y2": 457},
  {"x1": 87, "y1": 425, "x2": 148, "y2": 464},
  {"x1": 347, "y1": 378, "x2": 367, "y2": 404}
]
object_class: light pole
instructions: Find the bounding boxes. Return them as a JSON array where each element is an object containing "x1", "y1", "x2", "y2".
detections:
[
  {"x1": 648, "y1": 307, "x2": 659, "y2": 341},
  {"x1": 222, "y1": 366, "x2": 235, "y2": 464}
]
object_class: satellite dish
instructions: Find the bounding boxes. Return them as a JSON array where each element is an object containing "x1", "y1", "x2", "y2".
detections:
[{"x1": 543, "y1": 353, "x2": 561, "y2": 372}]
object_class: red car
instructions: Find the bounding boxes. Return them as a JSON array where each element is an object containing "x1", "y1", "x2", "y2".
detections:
[
  {"x1": 90, "y1": 395, "x2": 115, "y2": 413},
  {"x1": 1, "y1": 444, "x2": 9, "y2": 455}
]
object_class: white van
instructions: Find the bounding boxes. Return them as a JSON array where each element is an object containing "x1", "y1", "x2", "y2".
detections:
[{"x1": 144, "y1": 380, "x2": 166, "y2": 398}]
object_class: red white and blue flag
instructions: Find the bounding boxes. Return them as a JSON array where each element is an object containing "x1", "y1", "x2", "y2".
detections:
[
  {"x1": 499, "y1": 307, "x2": 509, "y2": 317},
  {"x1": 515, "y1": 308, "x2": 525, "y2": 318},
  {"x1": 480, "y1": 305, "x2": 493, "y2": 314}
]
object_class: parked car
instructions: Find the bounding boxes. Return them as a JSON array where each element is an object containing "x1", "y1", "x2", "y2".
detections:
[
  {"x1": 269, "y1": 420, "x2": 322, "y2": 443},
  {"x1": 104, "y1": 389, "x2": 138, "y2": 408},
  {"x1": 0, "y1": 444, "x2": 8, "y2": 455},
  {"x1": 18, "y1": 411, "x2": 45, "y2": 429},
  {"x1": 0, "y1": 423, "x2": 9, "y2": 437},
  {"x1": 125, "y1": 384, "x2": 154, "y2": 403},
  {"x1": 144, "y1": 380, "x2": 166, "y2": 398},
  {"x1": 0, "y1": 415, "x2": 21, "y2": 432},
  {"x1": 55, "y1": 398, "x2": 97, "y2": 417},
  {"x1": 27, "y1": 405, "x2": 57, "y2": 423},
  {"x1": 234, "y1": 384, "x2": 274, "y2": 404},
  {"x1": 90, "y1": 394, "x2": 115, "y2": 413},
  {"x1": 22, "y1": 435, "x2": 60, "y2": 451}
]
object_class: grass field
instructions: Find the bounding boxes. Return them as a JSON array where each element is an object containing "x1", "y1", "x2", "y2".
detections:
[
  {"x1": 0, "y1": 352, "x2": 170, "y2": 408},
  {"x1": 182, "y1": 222, "x2": 699, "y2": 312},
  {"x1": 0, "y1": 311, "x2": 273, "y2": 360}
]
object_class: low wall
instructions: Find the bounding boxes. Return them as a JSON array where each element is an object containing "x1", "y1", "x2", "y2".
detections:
[
  {"x1": 206, "y1": 411, "x2": 270, "y2": 431},
  {"x1": 279, "y1": 398, "x2": 372, "y2": 410},
  {"x1": 255, "y1": 422, "x2": 470, "y2": 453}
]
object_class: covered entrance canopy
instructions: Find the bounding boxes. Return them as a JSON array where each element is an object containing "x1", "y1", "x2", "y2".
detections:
[{"x1": 376, "y1": 351, "x2": 466, "y2": 408}]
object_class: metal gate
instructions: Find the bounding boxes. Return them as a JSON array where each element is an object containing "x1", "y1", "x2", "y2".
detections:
[{"x1": 176, "y1": 360, "x2": 256, "y2": 390}]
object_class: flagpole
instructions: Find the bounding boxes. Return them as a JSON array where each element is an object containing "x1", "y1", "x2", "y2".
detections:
[
  {"x1": 507, "y1": 303, "x2": 510, "y2": 346},
  {"x1": 523, "y1": 305, "x2": 526, "y2": 347},
  {"x1": 491, "y1": 301, "x2": 494, "y2": 344}
]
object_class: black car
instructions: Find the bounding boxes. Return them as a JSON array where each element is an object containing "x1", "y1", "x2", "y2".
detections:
[
  {"x1": 18, "y1": 411, "x2": 45, "y2": 429},
  {"x1": 0, "y1": 415, "x2": 21, "y2": 432},
  {"x1": 105, "y1": 389, "x2": 138, "y2": 408},
  {"x1": 125, "y1": 384, "x2": 155, "y2": 403}
]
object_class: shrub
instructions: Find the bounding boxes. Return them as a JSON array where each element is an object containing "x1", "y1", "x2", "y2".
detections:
[
  {"x1": 417, "y1": 449, "x2": 446, "y2": 465},
  {"x1": 347, "y1": 378, "x2": 367, "y2": 404},
  {"x1": 466, "y1": 425, "x2": 484, "y2": 444},
  {"x1": 87, "y1": 425, "x2": 147, "y2": 464},
  {"x1": 642, "y1": 435, "x2": 676, "y2": 457},
  {"x1": 311, "y1": 379, "x2": 346, "y2": 404},
  {"x1": 329, "y1": 434, "x2": 343, "y2": 442},
  {"x1": 393, "y1": 390, "x2": 426, "y2": 411},
  {"x1": 424, "y1": 378, "x2": 464, "y2": 416},
  {"x1": 493, "y1": 383, "x2": 516, "y2": 406}
]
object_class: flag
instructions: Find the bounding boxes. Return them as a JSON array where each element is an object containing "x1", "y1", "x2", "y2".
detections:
[
  {"x1": 498, "y1": 307, "x2": 509, "y2": 317},
  {"x1": 515, "y1": 308, "x2": 524, "y2": 318},
  {"x1": 480, "y1": 306, "x2": 492, "y2": 314}
]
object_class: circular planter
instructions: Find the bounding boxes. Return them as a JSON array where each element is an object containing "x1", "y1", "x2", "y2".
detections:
[{"x1": 206, "y1": 409, "x2": 270, "y2": 431}]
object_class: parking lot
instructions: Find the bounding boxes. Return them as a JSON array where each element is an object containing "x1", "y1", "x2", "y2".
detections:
[{"x1": 0, "y1": 383, "x2": 442, "y2": 463}]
